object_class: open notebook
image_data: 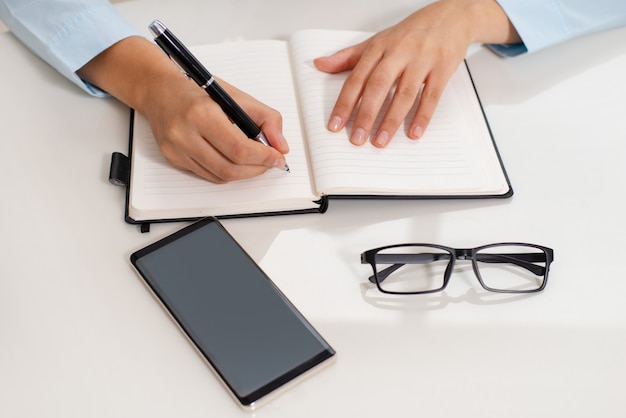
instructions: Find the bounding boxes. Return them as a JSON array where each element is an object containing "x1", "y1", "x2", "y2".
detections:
[{"x1": 115, "y1": 29, "x2": 512, "y2": 225}]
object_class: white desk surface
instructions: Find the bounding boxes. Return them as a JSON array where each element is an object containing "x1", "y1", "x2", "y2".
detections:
[{"x1": 2, "y1": 1, "x2": 626, "y2": 417}]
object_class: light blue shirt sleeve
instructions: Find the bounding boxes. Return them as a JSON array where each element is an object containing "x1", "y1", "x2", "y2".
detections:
[
  {"x1": 490, "y1": 0, "x2": 626, "y2": 57},
  {"x1": 0, "y1": 0, "x2": 141, "y2": 96}
]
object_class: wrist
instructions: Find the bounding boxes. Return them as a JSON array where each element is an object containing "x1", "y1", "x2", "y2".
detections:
[
  {"x1": 77, "y1": 36, "x2": 185, "y2": 115},
  {"x1": 458, "y1": 0, "x2": 520, "y2": 45}
]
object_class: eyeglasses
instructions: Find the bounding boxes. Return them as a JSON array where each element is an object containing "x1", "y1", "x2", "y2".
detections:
[{"x1": 361, "y1": 243, "x2": 554, "y2": 295}]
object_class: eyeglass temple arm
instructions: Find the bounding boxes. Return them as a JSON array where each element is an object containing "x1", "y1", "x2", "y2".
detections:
[
  {"x1": 475, "y1": 253, "x2": 547, "y2": 276},
  {"x1": 369, "y1": 252, "x2": 547, "y2": 283}
]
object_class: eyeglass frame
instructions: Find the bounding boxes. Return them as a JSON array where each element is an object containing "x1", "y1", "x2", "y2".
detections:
[{"x1": 361, "y1": 242, "x2": 554, "y2": 295}]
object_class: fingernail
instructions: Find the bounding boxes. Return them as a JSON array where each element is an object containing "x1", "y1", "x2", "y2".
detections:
[
  {"x1": 350, "y1": 128, "x2": 367, "y2": 146},
  {"x1": 328, "y1": 115, "x2": 343, "y2": 131},
  {"x1": 273, "y1": 158, "x2": 286, "y2": 169},
  {"x1": 373, "y1": 130, "x2": 390, "y2": 148},
  {"x1": 276, "y1": 133, "x2": 289, "y2": 150},
  {"x1": 411, "y1": 125, "x2": 424, "y2": 139}
]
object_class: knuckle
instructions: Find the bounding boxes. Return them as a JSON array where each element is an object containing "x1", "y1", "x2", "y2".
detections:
[
  {"x1": 162, "y1": 127, "x2": 183, "y2": 147},
  {"x1": 207, "y1": 174, "x2": 228, "y2": 184},
  {"x1": 158, "y1": 140, "x2": 178, "y2": 163},
  {"x1": 228, "y1": 141, "x2": 252, "y2": 164},
  {"x1": 382, "y1": 114, "x2": 404, "y2": 130},
  {"x1": 333, "y1": 101, "x2": 354, "y2": 116},
  {"x1": 213, "y1": 164, "x2": 239, "y2": 183},
  {"x1": 421, "y1": 85, "x2": 443, "y2": 102},
  {"x1": 395, "y1": 84, "x2": 419, "y2": 100},
  {"x1": 344, "y1": 70, "x2": 368, "y2": 88},
  {"x1": 415, "y1": 112, "x2": 432, "y2": 127},
  {"x1": 267, "y1": 107, "x2": 282, "y2": 123},
  {"x1": 367, "y1": 71, "x2": 392, "y2": 90},
  {"x1": 187, "y1": 95, "x2": 211, "y2": 116},
  {"x1": 357, "y1": 109, "x2": 379, "y2": 126}
]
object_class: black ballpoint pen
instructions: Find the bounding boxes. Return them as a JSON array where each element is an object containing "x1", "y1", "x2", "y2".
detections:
[{"x1": 148, "y1": 19, "x2": 290, "y2": 172}]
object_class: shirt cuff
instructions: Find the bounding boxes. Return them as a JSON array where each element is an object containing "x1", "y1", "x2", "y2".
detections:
[
  {"x1": 45, "y1": 4, "x2": 141, "y2": 96},
  {"x1": 486, "y1": 42, "x2": 528, "y2": 57},
  {"x1": 495, "y1": 0, "x2": 573, "y2": 54}
]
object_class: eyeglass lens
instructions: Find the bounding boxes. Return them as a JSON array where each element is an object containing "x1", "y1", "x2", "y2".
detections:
[{"x1": 474, "y1": 245, "x2": 547, "y2": 292}]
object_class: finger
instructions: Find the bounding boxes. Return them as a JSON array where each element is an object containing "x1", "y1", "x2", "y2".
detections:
[
  {"x1": 175, "y1": 152, "x2": 270, "y2": 184},
  {"x1": 313, "y1": 42, "x2": 366, "y2": 74},
  {"x1": 349, "y1": 59, "x2": 401, "y2": 146},
  {"x1": 203, "y1": 120, "x2": 286, "y2": 172},
  {"x1": 326, "y1": 47, "x2": 383, "y2": 137},
  {"x1": 177, "y1": 90, "x2": 287, "y2": 171},
  {"x1": 159, "y1": 113, "x2": 282, "y2": 183},
  {"x1": 179, "y1": 132, "x2": 276, "y2": 183},
  {"x1": 156, "y1": 128, "x2": 240, "y2": 183},
  {"x1": 409, "y1": 69, "x2": 452, "y2": 139},
  {"x1": 221, "y1": 79, "x2": 290, "y2": 154},
  {"x1": 190, "y1": 154, "x2": 270, "y2": 183},
  {"x1": 371, "y1": 67, "x2": 426, "y2": 148},
  {"x1": 243, "y1": 101, "x2": 290, "y2": 154},
  {"x1": 167, "y1": 155, "x2": 228, "y2": 184}
]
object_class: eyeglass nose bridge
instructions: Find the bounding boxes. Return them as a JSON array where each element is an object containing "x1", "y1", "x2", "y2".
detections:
[{"x1": 453, "y1": 248, "x2": 474, "y2": 261}]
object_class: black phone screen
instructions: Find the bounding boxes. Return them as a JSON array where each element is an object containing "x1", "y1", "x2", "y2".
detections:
[{"x1": 130, "y1": 218, "x2": 335, "y2": 408}]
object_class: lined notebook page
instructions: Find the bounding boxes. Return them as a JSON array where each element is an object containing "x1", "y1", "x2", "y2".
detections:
[
  {"x1": 130, "y1": 41, "x2": 318, "y2": 220},
  {"x1": 289, "y1": 30, "x2": 509, "y2": 195}
]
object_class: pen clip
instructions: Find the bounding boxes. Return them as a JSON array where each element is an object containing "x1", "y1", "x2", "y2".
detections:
[
  {"x1": 155, "y1": 44, "x2": 191, "y2": 79},
  {"x1": 167, "y1": 54, "x2": 192, "y2": 79}
]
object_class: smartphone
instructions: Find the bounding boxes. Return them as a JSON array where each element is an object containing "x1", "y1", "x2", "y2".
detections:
[{"x1": 130, "y1": 217, "x2": 335, "y2": 410}]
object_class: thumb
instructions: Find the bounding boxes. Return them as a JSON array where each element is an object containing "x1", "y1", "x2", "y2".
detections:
[{"x1": 314, "y1": 43, "x2": 366, "y2": 74}]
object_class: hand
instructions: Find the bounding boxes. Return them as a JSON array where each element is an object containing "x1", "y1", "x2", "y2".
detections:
[
  {"x1": 78, "y1": 37, "x2": 289, "y2": 183},
  {"x1": 314, "y1": 0, "x2": 519, "y2": 148},
  {"x1": 142, "y1": 75, "x2": 289, "y2": 183}
]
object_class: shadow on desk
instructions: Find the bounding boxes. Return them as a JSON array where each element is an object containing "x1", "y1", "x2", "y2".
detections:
[
  {"x1": 360, "y1": 284, "x2": 537, "y2": 311},
  {"x1": 467, "y1": 27, "x2": 626, "y2": 107},
  {"x1": 358, "y1": 264, "x2": 538, "y2": 311},
  {"x1": 224, "y1": 197, "x2": 514, "y2": 263}
]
